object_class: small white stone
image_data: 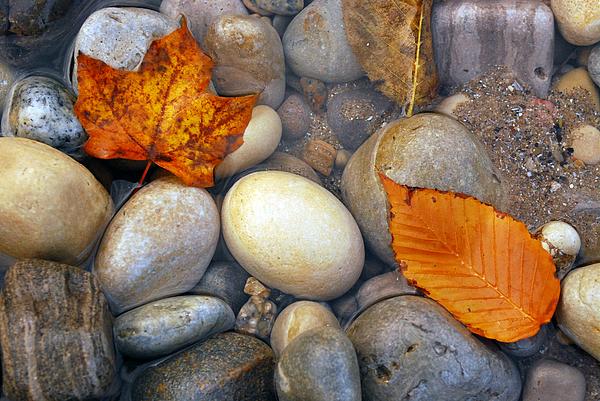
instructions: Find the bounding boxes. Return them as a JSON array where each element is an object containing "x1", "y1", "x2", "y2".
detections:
[{"x1": 540, "y1": 221, "x2": 581, "y2": 256}]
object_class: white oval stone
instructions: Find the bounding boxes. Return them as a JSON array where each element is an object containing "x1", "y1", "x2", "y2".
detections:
[
  {"x1": 215, "y1": 105, "x2": 282, "y2": 179},
  {"x1": 222, "y1": 171, "x2": 364, "y2": 300},
  {"x1": 95, "y1": 176, "x2": 220, "y2": 314},
  {"x1": 540, "y1": 221, "x2": 581, "y2": 256}
]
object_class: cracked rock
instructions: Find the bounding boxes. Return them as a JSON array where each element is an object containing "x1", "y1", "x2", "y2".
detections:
[{"x1": 346, "y1": 296, "x2": 521, "y2": 401}]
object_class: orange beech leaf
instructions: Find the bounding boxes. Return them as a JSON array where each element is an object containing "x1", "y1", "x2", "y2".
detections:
[
  {"x1": 379, "y1": 173, "x2": 560, "y2": 342},
  {"x1": 74, "y1": 18, "x2": 257, "y2": 187}
]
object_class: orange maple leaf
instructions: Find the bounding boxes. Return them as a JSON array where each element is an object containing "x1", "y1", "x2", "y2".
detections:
[
  {"x1": 74, "y1": 18, "x2": 257, "y2": 187},
  {"x1": 379, "y1": 173, "x2": 560, "y2": 343}
]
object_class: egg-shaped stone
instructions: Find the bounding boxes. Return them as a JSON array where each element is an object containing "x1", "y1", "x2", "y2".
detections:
[
  {"x1": 222, "y1": 171, "x2": 364, "y2": 300},
  {"x1": 95, "y1": 176, "x2": 220, "y2": 314}
]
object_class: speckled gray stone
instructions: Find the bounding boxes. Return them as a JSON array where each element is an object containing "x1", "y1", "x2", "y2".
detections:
[
  {"x1": 282, "y1": 0, "x2": 363, "y2": 83},
  {"x1": 204, "y1": 15, "x2": 285, "y2": 109},
  {"x1": 589, "y1": 44, "x2": 600, "y2": 87},
  {"x1": 252, "y1": 0, "x2": 303, "y2": 15},
  {"x1": 132, "y1": 332, "x2": 275, "y2": 401},
  {"x1": 2, "y1": 75, "x2": 86, "y2": 158},
  {"x1": 522, "y1": 359, "x2": 586, "y2": 401},
  {"x1": 114, "y1": 295, "x2": 235, "y2": 360},
  {"x1": 276, "y1": 326, "x2": 361, "y2": 401},
  {"x1": 347, "y1": 296, "x2": 521, "y2": 401},
  {"x1": 188, "y1": 261, "x2": 250, "y2": 314},
  {"x1": 73, "y1": 7, "x2": 178, "y2": 91}
]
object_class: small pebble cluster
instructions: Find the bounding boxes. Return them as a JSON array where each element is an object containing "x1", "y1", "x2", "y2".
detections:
[{"x1": 0, "y1": 0, "x2": 599, "y2": 401}]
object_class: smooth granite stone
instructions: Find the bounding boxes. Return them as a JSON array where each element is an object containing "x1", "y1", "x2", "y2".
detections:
[
  {"x1": 188, "y1": 261, "x2": 250, "y2": 314},
  {"x1": 131, "y1": 332, "x2": 275, "y2": 401},
  {"x1": 114, "y1": 296, "x2": 235, "y2": 360},
  {"x1": 275, "y1": 327, "x2": 361, "y2": 401},
  {"x1": 347, "y1": 296, "x2": 521, "y2": 401},
  {"x1": 3, "y1": 75, "x2": 86, "y2": 158},
  {"x1": 522, "y1": 359, "x2": 586, "y2": 401},
  {"x1": 0, "y1": 259, "x2": 117, "y2": 401},
  {"x1": 432, "y1": 0, "x2": 554, "y2": 97}
]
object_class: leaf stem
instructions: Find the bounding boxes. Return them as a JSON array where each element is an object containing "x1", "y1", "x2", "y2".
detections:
[
  {"x1": 407, "y1": 0, "x2": 426, "y2": 118},
  {"x1": 135, "y1": 161, "x2": 153, "y2": 193}
]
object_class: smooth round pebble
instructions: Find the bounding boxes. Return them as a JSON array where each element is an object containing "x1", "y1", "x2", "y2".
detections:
[
  {"x1": 278, "y1": 92, "x2": 311, "y2": 141},
  {"x1": 571, "y1": 124, "x2": 600, "y2": 165},
  {"x1": 2, "y1": 76, "x2": 86, "y2": 158},
  {"x1": 551, "y1": 0, "x2": 600, "y2": 45},
  {"x1": 554, "y1": 67, "x2": 600, "y2": 111},
  {"x1": 522, "y1": 359, "x2": 586, "y2": 401},
  {"x1": 540, "y1": 221, "x2": 582, "y2": 256},
  {"x1": 499, "y1": 325, "x2": 549, "y2": 358},
  {"x1": 215, "y1": 105, "x2": 282, "y2": 179},
  {"x1": 270, "y1": 301, "x2": 340, "y2": 356},
  {"x1": 114, "y1": 296, "x2": 235, "y2": 360},
  {"x1": 334, "y1": 149, "x2": 352, "y2": 170},
  {"x1": 222, "y1": 171, "x2": 364, "y2": 300},
  {"x1": 0, "y1": 138, "x2": 112, "y2": 264},
  {"x1": 73, "y1": 7, "x2": 178, "y2": 91},
  {"x1": 589, "y1": 44, "x2": 600, "y2": 87},
  {"x1": 95, "y1": 176, "x2": 220, "y2": 314},
  {"x1": 434, "y1": 92, "x2": 470, "y2": 119},
  {"x1": 275, "y1": 327, "x2": 361, "y2": 401},
  {"x1": 189, "y1": 261, "x2": 250, "y2": 314},
  {"x1": 355, "y1": 271, "x2": 418, "y2": 314},
  {"x1": 557, "y1": 263, "x2": 600, "y2": 361},
  {"x1": 283, "y1": 0, "x2": 363, "y2": 83}
]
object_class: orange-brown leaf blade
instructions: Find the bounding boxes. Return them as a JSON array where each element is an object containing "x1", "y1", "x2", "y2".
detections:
[{"x1": 379, "y1": 173, "x2": 560, "y2": 342}]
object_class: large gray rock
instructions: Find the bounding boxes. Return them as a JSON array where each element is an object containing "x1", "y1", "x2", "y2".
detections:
[
  {"x1": 275, "y1": 326, "x2": 361, "y2": 401},
  {"x1": 432, "y1": 0, "x2": 554, "y2": 97},
  {"x1": 114, "y1": 296, "x2": 235, "y2": 360},
  {"x1": 132, "y1": 332, "x2": 275, "y2": 401},
  {"x1": 0, "y1": 259, "x2": 117, "y2": 401},
  {"x1": 347, "y1": 296, "x2": 521, "y2": 401},
  {"x1": 589, "y1": 44, "x2": 600, "y2": 88},
  {"x1": 204, "y1": 15, "x2": 285, "y2": 109},
  {"x1": 282, "y1": 0, "x2": 363, "y2": 83}
]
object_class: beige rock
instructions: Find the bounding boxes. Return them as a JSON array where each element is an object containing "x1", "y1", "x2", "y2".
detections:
[
  {"x1": 435, "y1": 93, "x2": 470, "y2": 119},
  {"x1": 270, "y1": 301, "x2": 340, "y2": 357},
  {"x1": 553, "y1": 67, "x2": 600, "y2": 111},
  {"x1": 0, "y1": 138, "x2": 112, "y2": 264},
  {"x1": 551, "y1": 0, "x2": 600, "y2": 45},
  {"x1": 302, "y1": 139, "x2": 337, "y2": 176},
  {"x1": 262, "y1": 152, "x2": 322, "y2": 184},
  {"x1": 341, "y1": 113, "x2": 505, "y2": 266},
  {"x1": 215, "y1": 106, "x2": 282, "y2": 179},
  {"x1": 335, "y1": 149, "x2": 352, "y2": 170},
  {"x1": 95, "y1": 176, "x2": 219, "y2": 314},
  {"x1": 571, "y1": 124, "x2": 600, "y2": 164},
  {"x1": 222, "y1": 171, "x2": 364, "y2": 300},
  {"x1": 538, "y1": 221, "x2": 581, "y2": 279},
  {"x1": 557, "y1": 263, "x2": 600, "y2": 360}
]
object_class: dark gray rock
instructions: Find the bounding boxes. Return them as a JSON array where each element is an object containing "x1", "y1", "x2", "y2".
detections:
[
  {"x1": 6, "y1": 0, "x2": 72, "y2": 36},
  {"x1": 132, "y1": 332, "x2": 275, "y2": 401},
  {"x1": 0, "y1": 0, "x2": 7, "y2": 33},
  {"x1": 0, "y1": 259, "x2": 117, "y2": 401},
  {"x1": 356, "y1": 271, "x2": 418, "y2": 313},
  {"x1": 522, "y1": 359, "x2": 586, "y2": 401},
  {"x1": 327, "y1": 88, "x2": 394, "y2": 151},
  {"x1": 499, "y1": 324, "x2": 548, "y2": 358},
  {"x1": 278, "y1": 92, "x2": 311, "y2": 141},
  {"x1": 589, "y1": 44, "x2": 600, "y2": 87},
  {"x1": 114, "y1": 295, "x2": 235, "y2": 360},
  {"x1": 188, "y1": 261, "x2": 250, "y2": 314},
  {"x1": 347, "y1": 296, "x2": 521, "y2": 401},
  {"x1": 276, "y1": 327, "x2": 361, "y2": 401},
  {"x1": 432, "y1": 0, "x2": 554, "y2": 97},
  {"x1": 272, "y1": 15, "x2": 293, "y2": 37}
]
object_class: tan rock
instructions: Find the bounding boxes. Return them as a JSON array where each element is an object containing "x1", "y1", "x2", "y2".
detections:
[
  {"x1": 434, "y1": 93, "x2": 470, "y2": 119},
  {"x1": 0, "y1": 138, "x2": 112, "y2": 264},
  {"x1": 553, "y1": 67, "x2": 600, "y2": 111},
  {"x1": 263, "y1": 151, "x2": 322, "y2": 184},
  {"x1": 215, "y1": 105, "x2": 282, "y2": 179},
  {"x1": 94, "y1": 176, "x2": 219, "y2": 314},
  {"x1": 557, "y1": 263, "x2": 600, "y2": 361},
  {"x1": 551, "y1": 0, "x2": 600, "y2": 45},
  {"x1": 270, "y1": 300, "x2": 340, "y2": 357},
  {"x1": 302, "y1": 139, "x2": 337, "y2": 176},
  {"x1": 571, "y1": 124, "x2": 600, "y2": 165},
  {"x1": 341, "y1": 113, "x2": 505, "y2": 267},
  {"x1": 335, "y1": 149, "x2": 352, "y2": 170},
  {"x1": 222, "y1": 171, "x2": 364, "y2": 300}
]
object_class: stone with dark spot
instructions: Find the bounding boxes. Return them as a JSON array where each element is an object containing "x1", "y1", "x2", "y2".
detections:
[
  {"x1": 275, "y1": 326, "x2": 361, "y2": 401},
  {"x1": 131, "y1": 332, "x2": 275, "y2": 401},
  {"x1": 522, "y1": 359, "x2": 586, "y2": 401},
  {"x1": 0, "y1": 259, "x2": 117, "y2": 401},
  {"x1": 188, "y1": 261, "x2": 250, "y2": 314},
  {"x1": 346, "y1": 296, "x2": 521, "y2": 401},
  {"x1": 432, "y1": 0, "x2": 554, "y2": 97}
]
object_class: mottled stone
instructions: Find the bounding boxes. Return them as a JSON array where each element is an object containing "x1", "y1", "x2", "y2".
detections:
[
  {"x1": 551, "y1": 0, "x2": 600, "y2": 45},
  {"x1": 327, "y1": 88, "x2": 394, "y2": 150},
  {"x1": 283, "y1": 0, "x2": 363, "y2": 83},
  {"x1": 0, "y1": 259, "x2": 117, "y2": 401},
  {"x1": 114, "y1": 296, "x2": 235, "y2": 360},
  {"x1": 278, "y1": 92, "x2": 311, "y2": 140},
  {"x1": 73, "y1": 7, "x2": 178, "y2": 91},
  {"x1": 341, "y1": 113, "x2": 505, "y2": 266},
  {"x1": 132, "y1": 332, "x2": 275, "y2": 401},
  {"x1": 589, "y1": 44, "x2": 600, "y2": 87},
  {"x1": 356, "y1": 271, "x2": 418, "y2": 313},
  {"x1": 160, "y1": 0, "x2": 248, "y2": 45},
  {"x1": 299, "y1": 76, "x2": 327, "y2": 112},
  {"x1": 6, "y1": 0, "x2": 72, "y2": 36},
  {"x1": 189, "y1": 261, "x2": 250, "y2": 314},
  {"x1": 347, "y1": 296, "x2": 521, "y2": 401},
  {"x1": 236, "y1": 294, "x2": 277, "y2": 341},
  {"x1": 522, "y1": 359, "x2": 586, "y2": 401},
  {"x1": 276, "y1": 327, "x2": 361, "y2": 401},
  {"x1": 432, "y1": 0, "x2": 554, "y2": 97},
  {"x1": 204, "y1": 15, "x2": 285, "y2": 109},
  {"x1": 252, "y1": 0, "x2": 303, "y2": 15},
  {"x1": 2, "y1": 76, "x2": 86, "y2": 158},
  {"x1": 95, "y1": 176, "x2": 220, "y2": 314}
]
